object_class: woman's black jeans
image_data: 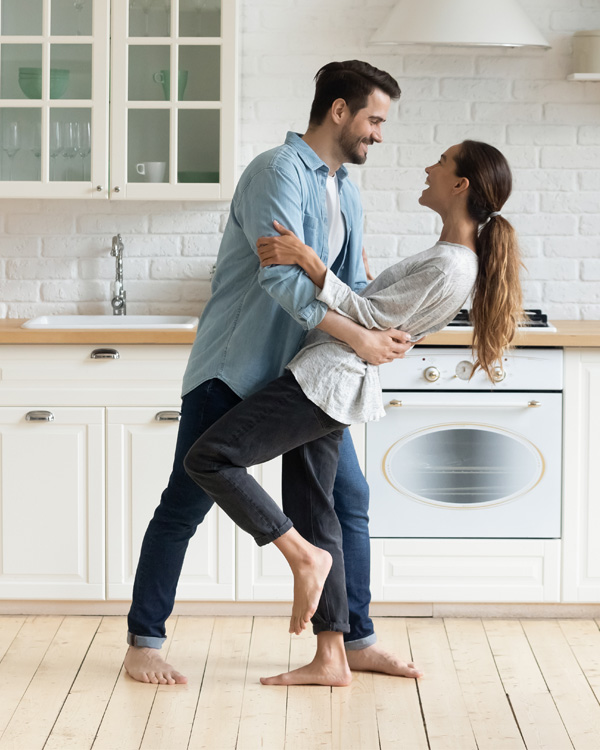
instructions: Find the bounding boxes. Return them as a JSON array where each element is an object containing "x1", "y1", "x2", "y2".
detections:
[{"x1": 184, "y1": 370, "x2": 350, "y2": 634}]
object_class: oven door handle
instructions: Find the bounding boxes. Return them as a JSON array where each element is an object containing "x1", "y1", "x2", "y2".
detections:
[{"x1": 387, "y1": 399, "x2": 542, "y2": 408}]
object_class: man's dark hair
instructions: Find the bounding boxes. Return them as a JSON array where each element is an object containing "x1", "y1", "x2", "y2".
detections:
[{"x1": 308, "y1": 60, "x2": 401, "y2": 126}]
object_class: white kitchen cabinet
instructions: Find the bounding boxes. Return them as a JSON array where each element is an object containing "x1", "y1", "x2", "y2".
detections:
[
  {"x1": 0, "y1": 405, "x2": 105, "y2": 599},
  {"x1": 562, "y1": 349, "x2": 600, "y2": 602},
  {"x1": 0, "y1": 0, "x2": 110, "y2": 198},
  {"x1": 0, "y1": 0, "x2": 237, "y2": 200},
  {"x1": 107, "y1": 406, "x2": 234, "y2": 600},
  {"x1": 0, "y1": 343, "x2": 235, "y2": 601}
]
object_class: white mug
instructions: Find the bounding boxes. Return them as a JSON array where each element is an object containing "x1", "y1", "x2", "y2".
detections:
[{"x1": 136, "y1": 161, "x2": 166, "y2": 183}]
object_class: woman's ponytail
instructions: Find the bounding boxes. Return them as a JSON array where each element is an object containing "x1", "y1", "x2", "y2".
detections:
[{"x1": 454, "y1": 141, "x2": 524, "y2": 378}]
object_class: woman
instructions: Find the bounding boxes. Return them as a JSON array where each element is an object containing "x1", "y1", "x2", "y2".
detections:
[{"x1": 183, "y1": 140, "x2": 523, "y2": 686}]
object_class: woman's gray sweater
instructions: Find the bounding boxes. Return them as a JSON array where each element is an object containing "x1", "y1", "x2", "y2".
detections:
[{"x1": 287, "y1": 241, "x2": 478, "y2": 424}]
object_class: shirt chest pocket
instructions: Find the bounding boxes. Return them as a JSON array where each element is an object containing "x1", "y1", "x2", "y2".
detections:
[{"x1": 302, "y1": 214, "x2": 323, "y2": 256}]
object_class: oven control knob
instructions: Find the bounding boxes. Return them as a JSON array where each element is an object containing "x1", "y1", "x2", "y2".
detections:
[
  {"x1": 491, "y1": 365, "x2": 506, "y2": 383},
  {"x1": 455, "y1": 360, "x2": 474, "y2": 381},
  {"x1": 424, "y1": 366, "x2": 440, "y2": 382}
]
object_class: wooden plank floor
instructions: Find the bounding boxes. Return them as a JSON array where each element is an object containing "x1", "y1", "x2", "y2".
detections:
[{"x1": 0, "y1": 615, "x2": 599, "y2": 749}]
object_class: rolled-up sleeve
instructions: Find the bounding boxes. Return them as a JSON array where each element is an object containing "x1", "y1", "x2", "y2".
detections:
[
  {"x1": 234, "y1": 165, "x2": 328, "y2": 331},
  {"x1": 317, "y1": 265, "x2": 447, "y2": 333}
]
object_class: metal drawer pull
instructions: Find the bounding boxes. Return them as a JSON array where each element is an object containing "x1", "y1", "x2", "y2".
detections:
[
  {"x1": 90, "y1": 348, "x2": 120, "y2": 359},
  {"x1": 388, "y1": 400, "x2": 543, "y2": 409},
  {"x1": 155, "y1": 411, "x2": 181, "y2": 422},
  {"x1": 26, "y1": 410, "x2": 55, "y2": 422}
]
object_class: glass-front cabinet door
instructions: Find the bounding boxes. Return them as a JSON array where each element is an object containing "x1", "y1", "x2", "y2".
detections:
[
  {"x1": 110, "y1": 0, "x2": 236, "y2": 200},
  {"x1": 0, "y1": 0, "x2": 109, "y2": 197}
]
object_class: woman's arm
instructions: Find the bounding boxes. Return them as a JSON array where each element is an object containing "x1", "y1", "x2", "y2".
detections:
[
  {"x1": 257, "y1": 221, "x2": 327, "y2": 288},
  {"x1": 317, "y1": 310, "x2": 413, "y2": 364},
  {"x1": 258, "y1": 223, "x2": 446, "y2": 333}
]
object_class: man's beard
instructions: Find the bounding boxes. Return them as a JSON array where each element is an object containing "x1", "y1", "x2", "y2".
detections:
[{"x1": 339, "y1": 126, "x2": 372, "y2": 165}]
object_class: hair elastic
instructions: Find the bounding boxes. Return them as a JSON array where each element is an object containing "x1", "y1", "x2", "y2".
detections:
[{"x1": 489, "y1": 211, "x2": 501, "y2": 218}]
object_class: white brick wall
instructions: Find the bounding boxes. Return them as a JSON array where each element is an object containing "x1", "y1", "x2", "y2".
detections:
[{"x1": 0, "y1": 0, "x2": 599, "y2": 321}]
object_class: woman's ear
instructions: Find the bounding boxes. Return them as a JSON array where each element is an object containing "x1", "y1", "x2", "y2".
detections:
[{"x1": 453, "y1": 176, "x2": 470, "y2": 195}]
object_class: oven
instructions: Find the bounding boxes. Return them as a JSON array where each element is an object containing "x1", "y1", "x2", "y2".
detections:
[{"x1": 366, "y1": 347, "x2": 563, "y2": 539}]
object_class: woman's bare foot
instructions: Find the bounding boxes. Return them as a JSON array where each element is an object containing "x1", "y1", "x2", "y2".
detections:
[
  {"x1": 261, "y1": 631, "x2": 351, "y2": 686},
  {"x1": 346, "y1": 644, "x2": 423, "y2": 679},
  {"x1": 288, "y1": 546, "x2": 332, "y2": 635},
  {"x1": 124, "y1": 645, "x2": 188, "y2": 685},
  {"x1": 273, "y1": 529, "x2": 333, "y2": 635}
]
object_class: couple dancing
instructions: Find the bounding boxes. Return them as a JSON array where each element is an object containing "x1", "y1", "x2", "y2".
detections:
[{"x1": 125, "y1": 60, "x2": 523, "y2": 687}]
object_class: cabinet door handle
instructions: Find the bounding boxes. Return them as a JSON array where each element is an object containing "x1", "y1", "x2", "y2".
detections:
[
  {"x1": 26, "y1": 410, "x2": 55, "y2": 422},
  {"x1": 90, "y1": 348, "x2": 120, "y2": 359},
  {"x1": 155, "y1": 411, "x2": 181, "y2": 422}
]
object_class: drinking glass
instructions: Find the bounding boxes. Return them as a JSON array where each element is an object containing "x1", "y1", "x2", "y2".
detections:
[
  {"x1": 78, "y1": 121, "x2": 91, "y2": 180},
  {"x1": 32, "y1": 122, "x2": 42, "y2": 160},
  {"x1": 193, "y1": 0, "x2": 208, "y2": 35},
  {"x1": 62, "y1": 121, "x2": 80, "y2": 180},
  {"x1": 2, "y1": 121, "x2": 20, "y2": 180},
  {"x1": 49, "y1": 121, "x2": 64, "y2": 180},
  {"x1": 131, "y1": 0, "x2": 154, "y2": 36},
  {"x1": 158, "y1": 0, "x2": 170, "y2": 35},
  {"x1": 73, "y1": 0, "x2": 86, "y2": 35}
]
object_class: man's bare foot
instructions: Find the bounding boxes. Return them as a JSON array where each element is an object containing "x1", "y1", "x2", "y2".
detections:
[
  {"x1": 260, "y1": 658, "x2": 352, "y2": 686},
  {"x1": 346, "y1": 644, "x2": 423, "y2": 679},
  {"x1": 261, "y1": 630, "x2": 351, "y2": 686},
  {"x1": 124, "y1": 645, "x2": 188, "y2": 685},
  {"x1": 288, "y1": 546, "x2": 333, "y2": 635}
]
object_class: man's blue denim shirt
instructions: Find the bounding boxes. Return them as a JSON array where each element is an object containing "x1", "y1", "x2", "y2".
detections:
[{"x1": 182, "y1": 132, "x2": 368, "y2": 399}]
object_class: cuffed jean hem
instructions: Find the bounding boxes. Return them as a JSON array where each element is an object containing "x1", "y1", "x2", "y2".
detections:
[
  {"x1": 254, "y1": 518, "x2": 294, "y2": 547},
  {"x1": 344, "y1": 633, "x2": 377, "y2": 651},
  {"x1": 127, "y1": 632, "x2": 166, "y2": 649},
  {"x1": 313, "y1": 622, "x2": 351, "y2": 635}
]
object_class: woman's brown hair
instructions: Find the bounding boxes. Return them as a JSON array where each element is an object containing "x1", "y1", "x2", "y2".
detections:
[{"x1": 454, "y1": 140, "x2": 524, "y2": 378}]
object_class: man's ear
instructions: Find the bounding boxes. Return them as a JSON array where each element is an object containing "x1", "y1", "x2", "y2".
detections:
[{"x1": 330, "y1": 98, "x2": 349, "y2": 124}]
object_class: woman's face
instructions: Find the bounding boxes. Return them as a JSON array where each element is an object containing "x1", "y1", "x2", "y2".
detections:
[{"x1": 419, "y1": 143, "x2": 463, "y2": 213}]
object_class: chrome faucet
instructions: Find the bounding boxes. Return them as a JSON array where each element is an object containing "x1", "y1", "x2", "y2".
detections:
[{"x1": 110, "y1": 234, "x2": 126, "y2": 315}]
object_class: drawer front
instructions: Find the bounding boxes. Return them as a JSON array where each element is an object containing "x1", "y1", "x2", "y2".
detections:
[{"x1": 0, "y1": 345, "x2": 191, "y2": 406}]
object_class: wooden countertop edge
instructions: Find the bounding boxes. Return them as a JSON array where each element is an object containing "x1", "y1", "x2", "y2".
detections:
[{"x1": 0, "y1": 319, "x2": 600, "y2": 346}]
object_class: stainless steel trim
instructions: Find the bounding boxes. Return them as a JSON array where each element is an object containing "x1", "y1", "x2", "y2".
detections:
[
  {"x1": 155, "y1": 411, "x2": 181, "y2": 422},
  {"x1": 25, "y1": 410, "x2": 55, "y2": 422},
  {"x1": 90, "y1": 348, "x2": 120, "y2": 359}
]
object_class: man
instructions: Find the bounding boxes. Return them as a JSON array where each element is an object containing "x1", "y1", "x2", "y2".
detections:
[{"x1": 125, "y1": 60, "x2": 422, "y2": 684}]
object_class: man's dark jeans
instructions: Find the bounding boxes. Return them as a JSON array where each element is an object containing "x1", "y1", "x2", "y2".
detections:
[{"x1": 127, "y1": 377, "x2": 375, "y2": 649}]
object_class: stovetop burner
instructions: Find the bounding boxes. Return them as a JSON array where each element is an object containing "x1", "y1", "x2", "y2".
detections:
[{"x1": 446, "y1": 309, "x2": 557, "y2": 331}]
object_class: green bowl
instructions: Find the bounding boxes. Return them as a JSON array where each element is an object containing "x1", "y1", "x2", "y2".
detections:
[
  {"x1": 18, "y1": 68, "x2": 69, "y2": 99},
  {"x1": 177, "y1": 170, "x2": 219, "y2": 183}
]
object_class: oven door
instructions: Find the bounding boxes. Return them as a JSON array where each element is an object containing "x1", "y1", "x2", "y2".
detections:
[{"x1": 366, "y1": 391, "x2": 562, "y2": 538}]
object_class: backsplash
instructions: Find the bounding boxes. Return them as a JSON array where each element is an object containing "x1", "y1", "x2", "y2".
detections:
[{"x1": 0, "y1": 0, "x2": 599, "y2": 320}]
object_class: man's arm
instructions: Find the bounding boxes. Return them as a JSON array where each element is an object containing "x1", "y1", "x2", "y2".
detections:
[
  {"x1": 317, "y1": 310, "x2": 412, "y2": 365},
  {"x1": 235, "y1": 167, "x2": 328, "y2": 331}
]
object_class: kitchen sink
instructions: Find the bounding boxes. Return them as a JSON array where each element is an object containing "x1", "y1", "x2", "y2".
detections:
[{"x1": 22, "y1": 315, "x2": 199, "y2": 330}]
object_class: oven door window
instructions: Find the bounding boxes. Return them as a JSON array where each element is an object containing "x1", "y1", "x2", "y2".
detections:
[{"x1": 383, "y1": 424, "x2": 544, "y2": 507}]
